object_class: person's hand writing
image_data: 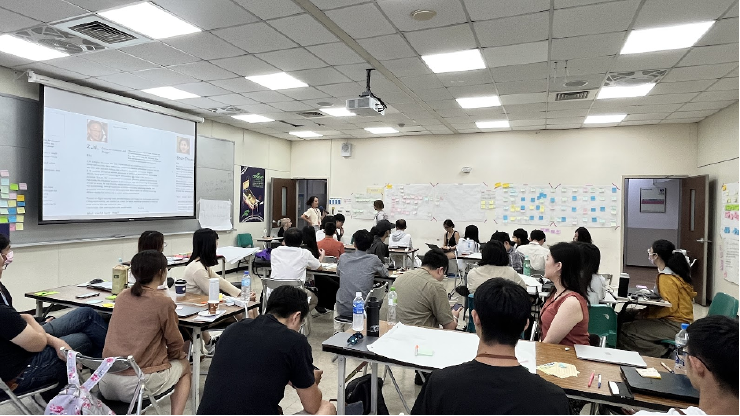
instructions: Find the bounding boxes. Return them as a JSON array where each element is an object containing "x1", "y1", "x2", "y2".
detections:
[{"x1": 314, "y1": 369, "x2": 323, "y2": 385}]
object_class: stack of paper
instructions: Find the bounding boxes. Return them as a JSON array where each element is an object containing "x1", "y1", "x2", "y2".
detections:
[{"x1": 537, "y1": 362, "x2": 580, "y2": 378}]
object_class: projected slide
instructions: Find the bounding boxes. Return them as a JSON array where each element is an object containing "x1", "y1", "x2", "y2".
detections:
[{"x1": 42, "y1": 87, "x2": 196, "y2": 222}]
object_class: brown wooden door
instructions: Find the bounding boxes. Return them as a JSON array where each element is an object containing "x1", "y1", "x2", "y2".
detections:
[
  {"x1": 271, "y1": 178, "x2": 297, "y2": 229},
  {"x1": 680, "y1": 175, "x2": 709, "y2": 306}
]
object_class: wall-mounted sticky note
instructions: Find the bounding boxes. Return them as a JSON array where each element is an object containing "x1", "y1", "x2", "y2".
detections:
[
  {"x1": 0, "y1": 209, "x2": 6, "y2": 215},
  {"x1": 17, "y1": 202, "x2": 24, "y2": 207},
  {"x1": 591, "y1": 217, "x2": 597, "y2": 223},
  {"x1": 520, "y1": 205, "x2": 526, "y2": 211},
  {"x1": 572, "y1": 196, "x2": 577, "y2": 201},
  {"x1": 0, "y1": 201, "x2": 6, "y2": 208},
  {"x1": 612, "y1": 187, "x2": 617, "y2": 193},
  {"x1": 0, "y1": 216, "x2": 5, "y2": 223},
  {"x1": 8, "y1": 193, "x2": 16, "y2": 200},
  {"x1": 536, "y1": 205, "x2": 541, "y2": 210},
  {"x1": 590, "y1": 196, "x2": 595, "y2": 201},
  {"x1": 18, "y1": 183, "x2": 26, "y2": 191},
  {"x1": 16, "y1": 215, "x2": 23, "y2": 223},
  {"x1": 600, "y1": 207, "x2": 606, "y2": 212},
  {"x1": 530, "y1": 197, "x2": 535, "y2": 203},
  {"x1": 571, "y1": 207, "x2": 577, "y2": 212},
  {"x1": 480, "y1": 202, "x2": 486, "y2": 208},
  {"x1": 17, "y1": 195, "x2": 24, "y2": 202},
  {"x1": 521, "y1": 197, "x2": 525, "y2": 202},
  {"x1": 538, "y1": 215, "x2": 544, "y2": 220},
  {"x1": 17, "y1": 207, "x2": 24, "y2": 214},
  {"x1": 528, "y1": 205, "x2": 534, "y2": 210},
  {"x1": 0, "y1": 186, "x2": 7, "y2": 193},
  {"x1": 8, "y1": 216, "x2": 15, "y2": 223},
  {"x1": 561, "y1": 217, "x2": 566, "y2": 222},
  {"x1": 15, "y1": 223, "x2": 23, "y2": 231},
  {"x1": 8, "y1": 201, "x2": 15, "y2": 207},
  {"x1": 503, "y1": 215, "x2": 508, "y2": 221},
  {"x1": 529, "y1": 216, "x2": 535, "y2": 221},
  {"x1": 591, "y1": 207, "x2": 596, "y2": 212},
  {"x1": 9, "y1": 184, "x2": 18, "y2": 191},
  {"x1": 0, "y1": 170, "x2": 8, "y2": 177},
  {"x1": 0, "y1": 179, "x2": 7, "y2": 186},
  {"x1": 582, "y1": 196, "x2": 588, "y2": 201},
  {"x1": 9, "y1": 223, "x2": 16, "y2": 231},
  {"x1": 550, "y1": 197, "x2": 556, "y2": 203},
  {"x1": 8, "y1": 208, "x2": 15, "y2": 215}
]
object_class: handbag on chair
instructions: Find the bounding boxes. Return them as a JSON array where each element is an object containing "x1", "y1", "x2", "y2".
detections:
[{"x1": 45, "y1": 351, "x2": 115, "y2": 415}]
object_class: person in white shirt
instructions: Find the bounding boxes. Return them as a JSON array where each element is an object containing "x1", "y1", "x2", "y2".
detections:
[
  {"x1": 388, "y1": 219, "x2": 413, "y2": 249},
  {"x1": 575, "y1": 242, "x2": 605, "y2": 305},
  {"x1": 515, "y1": 229, "x2": 549, "y2": 275},
  {"x1": 301, "y1": 196, "x2": 323, "y2": 230},
  {"x1": 373, "y1": 200, "x2": 388, "y2": 224},
  {"x1": 635, "y1": 316, "x2": 738, "y2": 416},
  {"x1": 270, "y1": 227, "x2": 324, "y2": 311}
]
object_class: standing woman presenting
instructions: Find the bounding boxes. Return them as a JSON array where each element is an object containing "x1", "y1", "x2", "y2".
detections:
[{"x1": 301, "y1": 196, "x2": 323, "y2": 230}]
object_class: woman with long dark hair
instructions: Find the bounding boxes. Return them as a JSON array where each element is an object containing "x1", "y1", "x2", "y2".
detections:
[
  {"x1": 619, "y1": 239, "x2": 696, "y2": 357},
  {"x1": 573, "y1": 227, "x2": 592, "y2": 244},
  {"x1": 539, "y1": 242, "x2": 590, "y2": 346}
]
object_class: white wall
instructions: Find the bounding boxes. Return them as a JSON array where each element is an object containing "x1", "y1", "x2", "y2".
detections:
[
  {"x1": 291, "y1": 124, "x2": 700, "y2": 279},
  {"x1": 624, "y1": 178, "x2": 681, "y2": 266},
  {"x1": 0, "y1": 66, "x2": 291, "y2": 311},
  {"x1": 697, "y1": 102, "x2": 740, "y2": 299}
]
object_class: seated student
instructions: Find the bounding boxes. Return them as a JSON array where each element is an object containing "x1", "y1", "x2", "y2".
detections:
[
  {"x1": 138, "y1": 230, "x2": 165, "y2": 252},
  {"x1": 573, "y1": 226, "x2": 593, "y2": 244},
  {"x1": 540, "y1": 242, "x2": 590, "y2": 347},
  {"x1": 198, "y1": 287, "x2": 336, "y2": 415},
  {"x1": 388, "y1": 219, "x2": 413, "y2": 249},
  {"x1": 636, "y1": 315, "x2": 738, "y2": 416},
  {"x1": 619, "y1": 239, "x2": 696, "y2": 357},
  {"x1": 270, "y1": 227, "x2": 323, "y2": 312},
  {"x1": 512, "y1": 228, "x2": 529, "y2": 247},
  {"x1": 335, "y1": 230, "x2": 388, "y2": 329},
  {"x1": 516, "y1": 229, "x2": 550, "y2": 275},
  {"x1": 490, "y1": 231, "x2": 525, "y2": 273},
  {"x1": 334, "y1": 213, "x2": 346, "y2": 242},
  {"x1": 277, "y1": 218, "x2": 291, "y2": 238},
  {"x1": 301, "y1": 225, "x2": 337, "y2": 314},
  {"x1": 367, "y1": 220, "x2": 393, "y2": 262},
  {"x1": 393, "y1": 249, "x2": 460, "y2": 329},
  {"x1": 575, "y1": 242, "x2": 605, "y2": 305},
  {"x1": 317, "y1": 222, "x2": 345, "y2": 258},
  {"x1": 441, "y1": 219, "x2": 460, "y2": 259},
  {"x1": 100, "y1": 251, "x2": 191, "y2": 415},
  {"x1": 373, "y1": 199, "x2": 388, "y2": 224},
  {"x1": 467, "y1": 241, "x2": 527, "y2": 293},
  {"x1": 457, "y1": 225, "x2": 480, "y2": 255},
  {"x1": 412, "y1": 278, "x2": 569, "y2": 415},
  {"x1": 0, "y1": 235, "x2": 108, "y2": 399},
  {"x1": 315, "y1": 215, "x2": 335, "y2": 242}
]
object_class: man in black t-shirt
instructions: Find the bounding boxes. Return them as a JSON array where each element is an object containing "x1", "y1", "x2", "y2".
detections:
[
  {"x1": 411, "y1": 278, "x2": 569, "y2": 415},
  {"x1": 197, "y1": 285, "x2": 335, "y2": 415}
]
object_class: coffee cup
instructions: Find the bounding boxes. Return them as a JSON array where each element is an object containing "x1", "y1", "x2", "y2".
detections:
[
  {"x1": 207, "y1": 301, "x2": 219, "y2": 315},
  {"x1": 175, "y1": 279, "x2": 186, "y2": 296}
]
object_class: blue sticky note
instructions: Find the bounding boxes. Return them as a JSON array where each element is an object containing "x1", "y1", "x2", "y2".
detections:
[
  {"x1": 529, "y1": 216, "x2": 534, "y2": 220},
  {"x1": 8, "y1": 208, "x2": 16, "y2": 215},
  {"x1": 530, "y1": 197, "x2": 535, "y2": 202},
  {"x1": 17, "y1": 202, "x2": 24, "y2": 207},
  {"x1": 734, "y1": 228, "x2": 739, "y2": 236},
  {"x1": 503, "y1": 215, "x2": 508, "y2": 221},
  {"x1": 571, "y1": 207, "x2": 577, "y2": 212},
  {"x1": 591, "y1": 207, "x2": 596, "y2": 212},
  {"x1": 590, "y1": 196, "x2": 596, "y2": 201},
  {"x1": 521, "y1": 205, "x2": 525, "y2": 211},
  {"x1": 550, "y1": 197, "x2": 555, "y2": 203},
  {"x1": 9, "y1": 216, "x2": 16, "y2": 223},
  {"x1": 561, "y1": 217, "x2": 566, "y2": 222},
  {"x1": 538, "y1": 215, "x2": 544, "y2": 220},
  {"x1": 536, "y1": 205, "x2": 540, "y2": 210},
  {"x1": 0, "y1": 179, "x2": 7, "y2": 186},
  {"x1": 600, "y1": 206, "x2": 606, "y2": 212},
  {"x1": 591, "y1": 217, "x2": 597, "y2": 223},
  {"x1": 612, "y1": 187, "x2": 617, "y2": 193},
  {"x1": 572, "y1": 196, "x2": 577, "y2": 201},
  {"x1": 521, "y1": 197, "x2": 525, "y2": 202}
]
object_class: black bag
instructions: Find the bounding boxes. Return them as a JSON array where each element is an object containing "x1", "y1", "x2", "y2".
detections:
[{"x1": 345, "y1": 375, "x2": 388, "y2": 415}]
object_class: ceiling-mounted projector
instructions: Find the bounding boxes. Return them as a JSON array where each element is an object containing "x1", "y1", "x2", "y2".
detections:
[{"x1": 346, "y1": 68, "x2": 386, "y2": 116}]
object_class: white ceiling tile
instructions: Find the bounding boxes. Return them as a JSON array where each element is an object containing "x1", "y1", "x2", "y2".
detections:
[
  {"x1": 212, "y1": 22, "x2": 297, "y2": 53},
  {"x1": 547, "y1": 117, "x2": 586, "y2": 124},
  {"x1": 17, "y1": 62, "x2": 89, "y2": 81},
  {"x1": 210, "y1": 55, "x2": 277, "y2": 77},
  {"x1": 325, "y1": 4, "x2": 396, "y2": 39},
  {"x1": 242, "y1": 90, "x2": 293, "y2": 103},
  {"x1": 307, "y1": 42, "x2": 366, "y2": 65},
  {"x1": 590, "y1": 102, "x2": 684, "y2": 113},
  {"x1": 708, "y1": 77, "x2": 739, "y2": 90},
  {"x1": 0, "y1": 0, "x2": 86, "y2": 22},
  {"x1": 310, "y1": 0, "x2": 369, "y2": 11},
  {"x1": 550, "y1": 73, "x2": 605, "y2": 92},
  {"x1": 120, "y1": 43, "x2": 199, "y2": 66},
  {"x1": 81, "y1": 78, "x2": 134, "y2": 92},
  {"x1": 546, "y1": 109, "x2": 589, "y2": 117},
  {"x1": 357, "y1": 34, "x2": 416, "y2": 60},
  {"x1": 552, "y1": 56, "x2": 612, "y2": 76},
  {"x1": 381, "y1": 57, "x2": 432, "y2": 77},
  {"x1": 445, "y1": 83, "x2": 499, "y2": 97},
  {"x1": 316, "y1": 82, "x2": 364, "y2": 98},
  {"x1": 64, "y1": 0, "x2": 135, "y2": 11},
  {"x1": 84, "y1": 50, "x2": 158, "y2": 72},
  {"x1": 483, "y1": 41, "x2": 549, "y2": 67},
  {"x1": 633, "y1": 0, "x2": 735, "y2": 28},
  {"x1": 605, "y1": 92, "x2": 698, "y2": 105},
  {"x1": 256, "y1": 48, "x2": 327, "y2": 71},
  {"x1": 474, "y1": 12, "x2": 549, "y2": 47},
  {"x1": 233, "y1": 0, "x2": 302, "y2": 20},
  {"x1": 513, "y1": 124, "x2": 547, "y2": 130},
  {"x1": 500, "y1": 93, "x2": 548, "y2": 105},
  {"x1": 95, "y1": 72, "x2": 161, "y2": 90},
  {"x1": 463, "y1": 0, "x2": 550, "y2": 20},
  {"x1": 551, "y1": 32, "x2": 626, "y2": 60},
  {"x1": 268, "y1": 100, "x2": 313, "y2": 111},
  {"x1": 163, "y1": 32, "x2": 245, "y2": 60},
  {"x1": 665, "y1": 109, "x2": 720, "y2": 119},
  {"x1": 209, "y1": 94, "x2": 258, "y2": 106},
  {"x1": 209, "y1": 77, "x2": 268, "y2": 93},
  {"x1": 335, "y1": 63, "x2": 374, "y2": 81},
  {"x1": 45, "y1": 56, "x2": 120, "y2": 77},
  {"x1": 509, "y1": 119, "x2": 547, "y2": 127},
  {"x1": 0, "y1": 7, "x2": 40, "y2": 31},
  {"x1": 660, "y1": 118, "x2": 704, "y2": 124},
  {"x1": 691, "y1": 89, "x2": 739, "y2": 101},
  {"x1": 726, "y1": 2, "x2": 739, "y2": 17},
  {"x1": 399, "y1": 74, "x2": 445, "y2": 91},
  {"x1": 134, "y1": 68, "x2": 199, "y2": 86},
  {"x1": 553, "y1": 0, "x2": 640, "y2": 38},
  {"x1": 624, "y1": 113, "x2": 670, "y2": 120},
  {"x1": 697, "y1": 17, "x2": 739, "y2": 46},
  {"x1": 491, "y1": 62, "x2": 550, "y2": 82},
  {"x1": 413, "y1": 88, "x2": 454, "y2": 101},
  {"x1": 268, "y1": 14, "x2": 339, "y2": 46},
  {"x1": 177, "y1": 97, "x2": 224, "y2": 109},
  {"x1": 679, "y1": 100, "x2": 736, "y2": 111},
  {"x1": 153, "y1": 0, "x2": 257, "y2": 30},
  {"x1": 508, "y1": 110, "x2": 547, "y2": 120},
  {"x1": 280, "y1": 87, "x2": 332, "y2": 100},
  {"x1": 173, "y1": 82, "x2": 231, "y2": 97},
  {"x1": 725, "y1": 67, "x2": 739, "y2": 77},
  {"x1": 450, "y1": 122, "x2": 477, "y2": 129},
  {"x1": 404, "y1": 24, "x2": 477, "y2": 56},
  {"x1": 547, "y1": 100, "x2": 594, "y2": 110},
  {"x1": 651, "y1": 80, "x2": 716, "y2": 94},
  {"x1": 377, "y1": 0, "x2": 467, "y2": 31},
  {"x1": 0, "y1": 54, "x2": 33, "y2": 68},
  {"x1": 288, "y1": 67, "x2": 351, "y2": 86},
  {"x1": 428, "y1": 100, "x2": 461, "y2": 110},
  {"x1": 610, "y1": 50, "x2": 685, "y2": 72},
  {"x1": 464, "y1": 107, "x2": 506, "y2": 117},
  {"x1": 662, "y1": 63, "x2": 736, "y2": 82},
  {"x1": 437, "y1": 69, "x2": 492, "y2": 87},
  {"x1": 677, "y1": 43, "x2": 739, "y2": 67},
  {"x1": 169, "y1": 61, "x2": 237, "y2": 81},
  {"x1": 620, "y1": 119, "x2": 663, "y2": 125},
  {"x1": 239, "y1": 103, "x2": 280, "y2": 113},
  {"x1": 299, "y1": 98, "x2": 344, "y2": 108}
]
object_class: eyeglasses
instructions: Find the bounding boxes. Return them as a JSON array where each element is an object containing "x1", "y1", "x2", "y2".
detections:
[
  {"x1": 646, "y1": 249, "x2": 655, "y2": 256},
  {"x1": 347, "y1": 332, "x2": 364, "y2": 346}
]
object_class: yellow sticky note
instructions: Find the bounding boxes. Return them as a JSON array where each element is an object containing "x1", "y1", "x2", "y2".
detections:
[
  {"x1": 101, "y1": 303, "x2": 115, "y2": 308},
  {"x1": 15, "y1": 223, "x2": 23, "y2": 231},
  {"x1": 503, "y1": 183, "x2": 510, "y2": 188},
  {"x1": 540, "y1": 207, "x2": 545, "y2": 212},
  {"x1": 9, "y1": 184, "x2": 18, "y2": 191},
  {"x1": 386, "y1": 184, "x2": 392, "y2": 189},
  {"x1": 480, "y1": 202, "x2": 486, "y2": 208},
  {"x1": 16, "y1": 215, "x2": 23, "y2": 223},
  {"x1": 17, "y1": 207, "x2": 24, "y2": 214},
  {"x1": 8, "y1": 201, "x2": 15, "y2": 207},
  {"x1": 17, "y1": 195, "x2": 24, "y2": 202},
  {"x1": 494, "y1": 182, "x2": 502, "y2": 188},
  {"x1": 510, "y1": 205, "x2": 518, "y2": 211},
  {"x1": 529, "y1": 205, "x2": 535, "y2": 210}
]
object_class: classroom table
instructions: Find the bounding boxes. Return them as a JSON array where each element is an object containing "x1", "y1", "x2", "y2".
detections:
[
  {"x1": 388, "y1": 247, "x2": 419, "y2": 269},
  {"x1": 25, "y1": 284, "x2": 259, "y2": 412},
  {"x1": 123, "y1": 255, "x2": 228, "y2": 277},
  {"x1": 602, "y1": 290, "x2": 672, "y2": 308},
  {"x1": 322, "y1": 323, "x2": 695, "y2": 415},
  {"x1": 255, "y1": 236, "x2": 282, "y2": 248}
]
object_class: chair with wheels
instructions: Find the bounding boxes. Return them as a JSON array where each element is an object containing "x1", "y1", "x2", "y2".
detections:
[
  {"x1": 0, "y1": 380, "x2": 58, "y2": 415},
  {"x1": 260, "y1": 277, "x2": 312, "y2": 336},
  {"x1": 588, "y1": 304, "x2": 618, "y2": 348}
]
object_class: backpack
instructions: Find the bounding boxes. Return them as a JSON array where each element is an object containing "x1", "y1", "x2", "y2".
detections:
[
  {"x1": 45, "y1": 351, "x2": 116, "y2": 415},
  {"x1": 255, "y1": 248, "x2": 271, "y2": 262},
  {"x1": 345, "y1": 375, "x2": 388, "y2": 415}
]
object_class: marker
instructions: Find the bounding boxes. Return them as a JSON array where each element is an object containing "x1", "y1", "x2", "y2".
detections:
[
  {"x1": 415, "y1": 345, "x2": 419, "y2": 356},
  {"x1": 588, "y1": 371, "x2": 595, "y2": 387},
  {"x1": 660, "y1": 362, "x2": 675, "y2": 374},
  {"x1": 597, "y1": 374, "x2": 602, "y2": 389}
]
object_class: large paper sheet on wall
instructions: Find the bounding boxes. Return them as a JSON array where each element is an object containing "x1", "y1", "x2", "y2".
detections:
[
  {"x1": 384, "y1": 183, "x2": 486, "y2": 222},
  {"x1": 719, "y1": 183, "x2": 739, "y2": 285}
]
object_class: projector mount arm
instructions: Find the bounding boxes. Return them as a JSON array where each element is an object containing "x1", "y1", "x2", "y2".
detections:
[{"x1": 359, "y1": 68, "x2": 387, "y2": 113}]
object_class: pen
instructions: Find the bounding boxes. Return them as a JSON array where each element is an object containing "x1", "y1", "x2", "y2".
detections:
[
  {"x1": 598, "y1": 374, "x2": 602, "y2": 389},
  {"x1": 415, "y1": 345, "x2": 418, "y2": 356},
  {"x1": 588, "y1": 371, "x2": 595, "y2": 387},
  {"x1": 660, "y1": 362, "x2": 675, "y2": 374}
]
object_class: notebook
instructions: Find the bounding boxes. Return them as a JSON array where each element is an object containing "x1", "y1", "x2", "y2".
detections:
[
  {"x1": 621, "y1": 366, "x2": 699, "y2": 403},
  {"x1": 575, "y1": 344, "x2": 647, "y2": 368},
  {"x1": 175, "y1": 305, "x2": 205, "y2": 318},
  {"x1": 87, "y1": 281, "x2": 113, "y2": 292}
]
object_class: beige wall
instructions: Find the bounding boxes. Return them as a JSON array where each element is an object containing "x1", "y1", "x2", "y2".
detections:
[
  {"x1": 292, "y1": 124, "x2": 700, "y2": 279},
  {"x1": 0, "y1": 67, "x2": 291, "y2": 311},
  {"x1": 697, "y1": 102, "x2": 740, "y2": 299}
]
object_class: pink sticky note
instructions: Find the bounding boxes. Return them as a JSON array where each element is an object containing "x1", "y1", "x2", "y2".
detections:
[
  {"x1": 8, "y1": 192, "x2": 15, "y2": 200},
  {"x1": 18, "y1": 183, "x2": 26, "y2": 190},
  {"x1": 9, "y1": 224, "x2": 15, "y2": 232},
  {"x1": 0, "y1": 171, "x2": 8, "y2": 177}
]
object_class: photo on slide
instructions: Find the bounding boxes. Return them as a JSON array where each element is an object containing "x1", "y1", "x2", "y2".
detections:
[
  {"x1": 87, "y1": 119, "x2": 107, "y2": 142},
  {"x1": 177, "y1": 137, "x2": 191, "y2": 155}
]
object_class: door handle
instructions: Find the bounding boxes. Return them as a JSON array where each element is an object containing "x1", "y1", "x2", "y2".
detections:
[{"x1": 696, "y1": 238, "x2": 712, "y2": 243}]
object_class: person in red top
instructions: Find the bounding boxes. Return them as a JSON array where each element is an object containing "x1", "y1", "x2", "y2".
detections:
[
  {"x1": 539, "y1": 242, "x2": 590, "y2": 347},
  {"x1": 317, "y1": 222, "x2": 345, "y2": 258}
]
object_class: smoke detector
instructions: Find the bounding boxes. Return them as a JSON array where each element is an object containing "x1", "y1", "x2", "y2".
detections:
[{"x1": 411, "y1": 10, "x2": 437, "y2": 21}]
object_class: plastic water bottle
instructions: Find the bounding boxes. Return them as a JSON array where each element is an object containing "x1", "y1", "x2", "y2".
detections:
[
  {"x1": 352, "y1": 292, "x2": 364, "y2": 332},
  {"x1": 523, "y1": 256, "x2": 531, "y2": 276},
  {"x1": 387, "y1": 287, "x2": 398, "y2": 326},
  {"x1": 240, "y1": 271, "x2": 251, "y2": 302},
  {"x1": 674, "y1": 323, "x2": 690, "y2": 374}
]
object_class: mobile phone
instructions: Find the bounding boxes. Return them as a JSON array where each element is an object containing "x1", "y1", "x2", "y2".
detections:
[
  {"x1": 452, "y1": 303, "x2": 463, "y2": 311},
  {"x1": 75, "y1": 292, "x2": 100, "y2": 299}
]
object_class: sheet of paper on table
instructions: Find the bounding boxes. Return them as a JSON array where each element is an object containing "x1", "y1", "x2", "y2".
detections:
[
  {"x1": 537, "y1": 362, "x2": 580, "y2": 378},
  {"x1": 216, "y1": 246, "x2": 261, "y2": 264}
]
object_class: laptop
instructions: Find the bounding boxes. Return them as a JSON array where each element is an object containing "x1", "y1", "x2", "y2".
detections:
[
  {"x1": 426, "y1": 243, "x2": 454, "y2": 253},
  {"x1": 621, "y1": 366, "x2": 699, "y2": 403},
  {"x1": 575, "y1": 344, "x2": 647, "y2": 368},
  {"x1": 87, "y1": 281, "x2": 113, "y2": 292},
  {"x1": 175, "y1": 305, "x2": 205, "y2": 318}
]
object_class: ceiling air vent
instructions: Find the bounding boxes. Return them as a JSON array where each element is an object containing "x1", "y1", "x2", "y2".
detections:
[
  {"x1": 13, "y1": 26, "x2": 106, "y2": 55},
  {"x1": 206, "y1": 106, "x2": 242, "y2": 115},
  {"x1": 555, "y1": 91, "x2": 589, "y2": 101},
  {"x1": 68, "y1": 21, "x2": 136, "y2": 44},
  {"x1": 297, "y1": 111, "x2": 326, "y2": 118}
]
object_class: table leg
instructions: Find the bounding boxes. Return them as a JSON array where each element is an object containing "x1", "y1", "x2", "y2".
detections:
[
  {"x1": 221, "y1": 258, "x2": 226, "y2": 278},
  {"x1": 247, "y1": 254, "x2": 253, "y2": 278},
  {"x1": 337, "y1": 356, "x2": 346, "y2": 415},
  {"x1": 35, "y1": 300, "x2": 43, "y2": 318},
  {"x1": 191, "y1": 328, "x2": 202, "y2": 412},
  {"x1": 370, "y1": 362, "x2": 378, "y2": 415}
]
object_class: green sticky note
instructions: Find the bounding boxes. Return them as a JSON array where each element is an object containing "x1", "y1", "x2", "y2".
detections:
[
  {"x1": 9, "y1": 184, "x2": 18, "y2": 191},
  {"x1": 0, "y1": 216, "x2": 7, "y2": 223}
]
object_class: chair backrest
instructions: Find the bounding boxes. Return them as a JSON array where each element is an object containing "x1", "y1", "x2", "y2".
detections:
[
  {"x1": 62, "y1": 347, "x2": 139, "y2": 376},
  {"x1": 237, "y1": 233, "x2": 254, "y2": 248},
  {"x1": 324, "y1": 256, "x2": 338, "y2": 263},
  {"x1": 260, "y1": 278, "x2": 305, "y2": 313},
  {"x1": 587, "y1": 305, "x2": 618, "y2": 348},
  {"x1": 707, "y1": 292, "x2": 739, "y2": 317},
  {"x1": 270, "y1": 227, "x2": 280, "y2": 237}
]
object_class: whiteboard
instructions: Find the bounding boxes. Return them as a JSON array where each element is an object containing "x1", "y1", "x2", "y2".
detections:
[{"x1": 384, "y1": 183, "x2": 486, "y2": 222}]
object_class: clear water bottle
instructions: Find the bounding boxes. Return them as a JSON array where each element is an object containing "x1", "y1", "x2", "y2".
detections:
[
  {"x1": 240, "y1": 271, "x2": 251, "y2": 302},
  {"x1": 674, "y1": 323, "x2": 690, "y2": 374},
  {"x1": 523, "y1": 256, "x2": 531, "y2": 276},
  {"x1": 352, "y1": 292, "x2": 364, "y2": 332},
  {"x1": 387, "y1": 287, "x2": 398, "y2": 326}
]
